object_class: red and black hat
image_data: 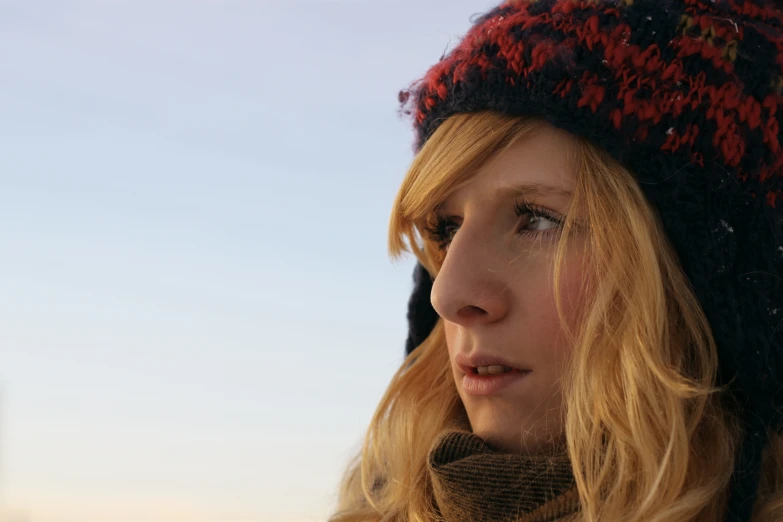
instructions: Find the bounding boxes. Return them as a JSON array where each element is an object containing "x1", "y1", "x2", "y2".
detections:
[{"x1": 398, "y1": 1, "x2": 783, "y2": 521}]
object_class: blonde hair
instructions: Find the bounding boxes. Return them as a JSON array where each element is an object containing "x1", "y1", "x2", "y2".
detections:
[{"x1": 329, "y1": 111, "x2": 783, "y2": 522}]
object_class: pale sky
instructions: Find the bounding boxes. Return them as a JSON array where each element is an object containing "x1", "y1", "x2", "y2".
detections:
[{"x1": 0, "y1": 1, "x2": 498, "y2": 521}]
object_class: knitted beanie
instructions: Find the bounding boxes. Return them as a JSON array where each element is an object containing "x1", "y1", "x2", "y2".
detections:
[{"x1": 397, "y1": 1, "x2": 783, "y2": 521}]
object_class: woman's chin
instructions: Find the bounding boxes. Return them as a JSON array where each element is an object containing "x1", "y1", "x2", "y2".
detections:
[
  {"x1": 470, "y1": 422, "x2": 563, "y2": 455},
  {"x1": 469, "y1": 424, "x2": 523, "y2": 453}
]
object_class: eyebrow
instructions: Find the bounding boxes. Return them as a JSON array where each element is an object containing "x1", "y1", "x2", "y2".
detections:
[
  {"x1": 433, "y1": 181, "x2": 573, "y2": 214},
  {"x1": 495, "y1": 182, "x2": 573, "y2": 199}
]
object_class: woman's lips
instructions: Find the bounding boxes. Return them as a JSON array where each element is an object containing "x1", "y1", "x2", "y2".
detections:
[
  {"x1": 461, "y1": 368, "x2": 532, "y2": 396},
  {"x1": 454, "y1": 352, "x2": 530, "y2": 374}
]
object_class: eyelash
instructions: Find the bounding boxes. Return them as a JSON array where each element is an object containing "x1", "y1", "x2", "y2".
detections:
[{"x1": 424, "y1": 201, "x2": 564, "y2": 252}]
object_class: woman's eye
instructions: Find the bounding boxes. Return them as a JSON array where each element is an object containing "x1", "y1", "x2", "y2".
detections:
[
  {"x1": 423, "y1": 203, "x2": 564, "y2": 252},
  {"x1": 424, "y1": 216, "x2": 460, "y2": 251},
  {"x1": 521, "y1": 213, "x2": 559, "y2": 232},
  {"x1": 515, "y1": 202, "x2": 564, "y2": 237}
]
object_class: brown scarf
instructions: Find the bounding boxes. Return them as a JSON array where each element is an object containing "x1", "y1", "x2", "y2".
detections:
[{"x1": 427, "y1": 430, "x2": 581, "y2": 522}]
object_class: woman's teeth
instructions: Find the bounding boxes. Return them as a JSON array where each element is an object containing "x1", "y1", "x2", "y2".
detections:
[{"x1": 475, "y1": 365, "x2": 514, "y2": 375}]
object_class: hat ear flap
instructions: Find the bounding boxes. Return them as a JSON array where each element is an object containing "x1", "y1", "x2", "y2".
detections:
[{"x1": 405, "y1": 262, "x2": 440, "y2": 356}]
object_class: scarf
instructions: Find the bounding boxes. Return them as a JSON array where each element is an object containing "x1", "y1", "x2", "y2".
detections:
[{"x1": 427, "y1": 430, "x2": 581, "y2": 522}]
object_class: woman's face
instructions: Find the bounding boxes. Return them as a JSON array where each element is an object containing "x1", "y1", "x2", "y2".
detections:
[{"x1": 429, "y1": 124, "x2": 590, "y2": 455}]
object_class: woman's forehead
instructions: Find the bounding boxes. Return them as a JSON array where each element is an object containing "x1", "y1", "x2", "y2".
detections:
[{"x1": 437, "y1": 131, "x2": 577, "y2": 211}]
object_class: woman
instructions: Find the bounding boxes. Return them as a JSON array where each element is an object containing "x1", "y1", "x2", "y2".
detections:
[{"x1": 330, "y1": 1, "x2": 783, "y2": 521}]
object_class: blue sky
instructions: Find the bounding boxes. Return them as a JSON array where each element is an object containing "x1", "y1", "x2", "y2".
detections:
[{"x1": 0, "y1": 1, "x2": 498, "y2": 521}]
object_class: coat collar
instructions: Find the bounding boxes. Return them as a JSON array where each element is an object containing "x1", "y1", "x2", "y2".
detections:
[{"x1": 427, "y1": 430, "x2": 580, "y2": 522}]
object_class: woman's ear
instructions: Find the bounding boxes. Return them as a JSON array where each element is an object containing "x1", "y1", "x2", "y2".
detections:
[{"x1": 405, "y1": 262, "x2": 440, "y2": 356}]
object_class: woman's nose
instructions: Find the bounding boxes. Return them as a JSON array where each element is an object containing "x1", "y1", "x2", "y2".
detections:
[{"x1": 430, "y1": 226, "x2": 511, "y2": 328}]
